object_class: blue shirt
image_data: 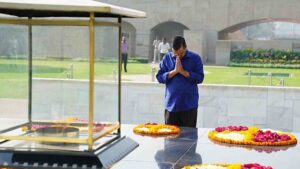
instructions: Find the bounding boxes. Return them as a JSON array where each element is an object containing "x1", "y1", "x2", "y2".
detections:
[{"x1": 156, "y1": 50, "x2": 204, "y2": 112}]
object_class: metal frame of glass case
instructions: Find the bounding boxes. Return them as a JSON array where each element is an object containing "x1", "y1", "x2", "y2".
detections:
[
  {"x1": 0, "y1": 15, "x2": 122, "y2": 151},
  {"x1": 0, "y1": 2, "x2": 145, "y2": 168},
  {"x1": 0, "y1": 2, "x2": 145, "y2": 152}
]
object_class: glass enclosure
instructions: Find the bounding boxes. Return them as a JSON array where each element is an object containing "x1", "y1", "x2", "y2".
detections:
[{"x1": 0, "y1": 16, "x2": 121, "y2": 151}]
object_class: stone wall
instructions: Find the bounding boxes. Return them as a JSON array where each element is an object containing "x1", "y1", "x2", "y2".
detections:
[
  {"x1": 3, "y1": 0, "x2": 300, "y2": 62},
  {"x1": 1, "y1": 80, "x2": 299, "y2": 131},
  {"x1": 17, "y1": 79, "x2": 299, "y2": 132},
  {"x1": 123, "y1": 82, "x2": 300, "y2": 132}
]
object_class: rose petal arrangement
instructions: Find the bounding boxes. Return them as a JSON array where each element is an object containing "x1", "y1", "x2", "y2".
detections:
[
  {"x1": 210, "y1": 138, "x2": 292, "y2": 153},
  {"x1": 22, "y1": 117, "x2": 113, "y2": 132},
  {"x1": 133, "y1": 123, "x2": 180, "y2": 135},
  {"x1": 208, "y1": 126, "x2": 297, "y2": 146},
  {"x1": 182, "y1": 163, "x2": 273, "y2": 169}
]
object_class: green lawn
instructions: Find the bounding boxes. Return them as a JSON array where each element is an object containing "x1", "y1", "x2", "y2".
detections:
[
  {"x1": 0, "y1": 58, "x2": 299, "y2": 98},
  {"x1": 203, "y1": 66, "x2": 300, "y2": 87},
  {"x1": 0, "y1": 58, "x2": 152, "y2": 98}
]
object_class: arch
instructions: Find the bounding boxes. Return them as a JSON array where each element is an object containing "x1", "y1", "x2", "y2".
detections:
[
  {"x1": 121, "y1": 21, "x2": 136, "y2": 58},
  {"x1": 151, "y1": 21, "x2": 189, "y2": 42},
  {"x1": 218, "y1": 18, "x2": 300, "y2": 40},
  {"x1": 149, "y1": 21, "x2": 189, "y2": 61}
]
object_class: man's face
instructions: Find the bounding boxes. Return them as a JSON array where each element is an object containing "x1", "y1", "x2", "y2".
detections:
[{"x1": 173, "y1": 47, "x2": 186, "y2": 59}]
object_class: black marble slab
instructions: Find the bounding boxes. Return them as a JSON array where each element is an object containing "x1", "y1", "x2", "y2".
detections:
[{"x1": 113, "y1": 125, "x2": 300, "y2": 169}]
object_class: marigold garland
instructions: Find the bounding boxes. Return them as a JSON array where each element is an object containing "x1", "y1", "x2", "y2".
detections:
[
  {"x1": 208, "y1": 126, "x2": 297, "y2": 146},
  {"x1": 182, "y1": 163, "x2": 273, "y2": 169},
  {"x1": 133, "y1": 123, "x2": 180, "y2": 135},
  {"x1": 21, "y1": 117, "x2": 113, "y2": 132},
  {"x1": 182, "y1": 164, "x2": 240, "y2": 169}
]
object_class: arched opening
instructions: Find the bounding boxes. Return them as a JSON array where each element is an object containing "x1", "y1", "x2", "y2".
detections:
[
  {"x1": 215, "y1": 18, "x2": 300, "y2": 65},
  {"x1": 149, "y1": 21, "x2": 189, "y2": 61},
  {"x1": 121, "y1": 21, "x2": 136, "y2": 58},
  {"x1": 218, "y1": 18, "x2": 300, "y2": 40}
]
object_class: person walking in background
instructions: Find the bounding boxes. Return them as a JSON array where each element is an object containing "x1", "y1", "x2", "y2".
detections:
[
  {"x1": 152, "y1": 36, "x2": 160, "y2": 63},
  {"x1": 156, "y1": 36, "x2": 205, "y2": 127},
  {"x1": 121, "y1": 36, "x2": 129, "y2": 72},
  {"x1": 158, "y1": 37, "x2": 170, "y2": 61}
]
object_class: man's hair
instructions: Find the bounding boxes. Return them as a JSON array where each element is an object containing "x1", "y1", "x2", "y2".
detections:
[{"x1": 172, "y1": 36, "x2": 186, "y2": 50}]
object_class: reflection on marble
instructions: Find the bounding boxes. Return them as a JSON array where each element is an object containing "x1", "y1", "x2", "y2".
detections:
[
  {"x1": 154, "y1": 131, "x2": 202, "y2": 169},
  {"x1": 209, "y1": 139, "x2": 296, "y2": 154},
  {"x1": 184, "y1": 142, "x2": 300, "y2": 168},
  {"x1": 112, "y1": 161, "x2": 173, "y2": 169},
  {"x1": 112, "y1": 125, "x2": 300, "y2": 169},
  {"x1": 174, "y1": 143, "x2": 202, "y2": 169}
]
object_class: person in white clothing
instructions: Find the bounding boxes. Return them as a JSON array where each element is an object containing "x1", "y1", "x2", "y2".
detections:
[
  {"x1": 158, "y1": 38, "x2": 170, "y2": 61},
  {"x1": 152, "y1": 36, "x2": 160, "y2": 63}
]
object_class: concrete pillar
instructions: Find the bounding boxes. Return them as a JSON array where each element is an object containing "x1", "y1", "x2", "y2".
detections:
[
  {"x1": 184, "y1": 30, "x2": 218, "y2": 64},
  {"x1": 205, "y1": 30, "x2": 218, "y2": 64},
  {"x1": 215, "y1": 40, "x2": 231, "y2": 65},
  {"x1": 184, "y1": 30, "x2": 207, "y2": 63}
]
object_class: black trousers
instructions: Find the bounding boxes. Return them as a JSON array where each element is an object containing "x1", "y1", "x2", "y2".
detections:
[
  {"x1": 122, "y1": 53, "x2": 128, "y2": 72},
  {"x1": 165, "y1": 108, "x2": 197, "y2": 127}
]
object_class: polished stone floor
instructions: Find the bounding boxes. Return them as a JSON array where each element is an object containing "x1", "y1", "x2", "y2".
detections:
[{"x1": 113, "y1": 125, "x2": 300, "y2": 169}]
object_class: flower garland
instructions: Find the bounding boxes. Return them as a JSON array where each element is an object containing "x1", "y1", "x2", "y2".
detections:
[
  {"x1": 182, "y1": 163, "x2": 272, "y2": 169},
  {"x1": 22, "y1": 117, "x2": 113, "y2": 132},
  {"x1": 210, "y1": 138, "x2": 293, "y2": 153},
  {"x1": 133, "y1": 123, "x2": 180, "y2": 135},
  {"x1": 208, "y1": 126, "x2": 297, "y2": 146}
]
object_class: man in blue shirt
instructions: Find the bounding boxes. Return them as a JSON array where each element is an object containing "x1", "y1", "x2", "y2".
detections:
[{"x1": 156, "y1": 36, "x2": 204, "y2": 127}]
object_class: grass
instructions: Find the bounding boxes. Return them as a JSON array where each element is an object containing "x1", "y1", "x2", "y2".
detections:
[
  {"x1": 228, "y1": 62, "x2": 300, "y2": 69},
  {"x1": 0, "y1": 58, "x2": 299, "y2": 98},
  {"x1": 0, "y1": 58, "x2": 152, "y2": 98},
  {"x1": 203, "y1": 66, "x2": 300, "y2": 87}
]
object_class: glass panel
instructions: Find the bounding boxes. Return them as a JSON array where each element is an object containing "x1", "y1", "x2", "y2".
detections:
[
  {"x1": 93, "y1": 25, "x2": 119, "y2": 138},
  {"x1": 0, "y1": 20, "x2": 120, "y2": 150},
  {"x1": 0, "y1": 24, "x2": 28, "y2": 131},
  {"x1": 30, "y1": 25, "x2": 90, "y2": 142}
]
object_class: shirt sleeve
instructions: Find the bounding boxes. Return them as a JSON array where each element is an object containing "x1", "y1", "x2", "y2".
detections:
[
  {"x1": 156, "y1": 56, "x2": 169, "y2": 84},
  {"x1": 187, "y1": 55, "x2": 205, "y2": 84}
]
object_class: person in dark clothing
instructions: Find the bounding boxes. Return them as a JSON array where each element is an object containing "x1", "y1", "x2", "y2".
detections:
[
  {"x1": 121, "y1": 36, "x2": 129, "y2": 72},
  {"x1": 156, "y1": 36, "x2": 205, "y2": 127}
]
